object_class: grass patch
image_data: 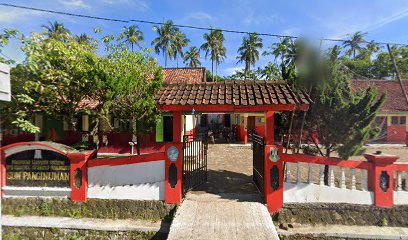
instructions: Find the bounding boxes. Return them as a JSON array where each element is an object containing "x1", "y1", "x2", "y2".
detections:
[
  {"x1": 3, "y1": 226, "x2": 167, "y2": 240},
  {"x1": 2, "y1": 198, "x2": 176, "y2": 222}
]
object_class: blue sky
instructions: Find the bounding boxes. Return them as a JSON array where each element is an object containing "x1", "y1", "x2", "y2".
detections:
[{"x1": 2, "y1": 0, "x2": 408, "y2": 76}]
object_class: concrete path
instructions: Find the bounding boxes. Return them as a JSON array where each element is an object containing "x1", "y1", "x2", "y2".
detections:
[
  {"x1": 167, "y1": 193, "x2": 279, "y2": 240},
  {"x1": 278, "y1": 224, "x2": 408, "y2": 239},
  {"x1": 2, "y1": 215, "x2": 169, "y2": 233}
]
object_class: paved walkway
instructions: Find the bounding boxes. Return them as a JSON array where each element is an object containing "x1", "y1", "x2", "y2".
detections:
[
  {"x1": 168, "y1": 144, "x2": 279, "y2": 240},
  {"x1": 2, "y1": 215, "x2": 169, "y2": 233},
  {"x1": 167, "y1": 193, "x2": 279, "y2": 240}
]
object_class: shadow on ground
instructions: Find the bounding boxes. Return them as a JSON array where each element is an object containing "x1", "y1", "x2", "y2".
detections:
[{"x1": 191, "y1": 169, "x2": 263, "y2": 202}]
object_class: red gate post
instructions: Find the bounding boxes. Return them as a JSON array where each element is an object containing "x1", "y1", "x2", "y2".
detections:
[
  {"x1": 165, "y1": 111, "x2": 183, "y2": 204},
  {"x1": 364, "y1": 152, "x2": 399, "y2": 208},
  {"x1": 1, "y1": 150, "x2": 6, "y2": 197},
  {"x1": 264, "y1": 111, "x2": 283, "y2": 213},
  {"x1": 67, "y1": 151, "x2": 94, "y2": 202}
]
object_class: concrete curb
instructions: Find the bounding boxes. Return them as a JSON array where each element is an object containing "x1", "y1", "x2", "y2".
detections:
[
  {"x1": 2, "y1": 215, "x2": 170, "y2": 233},
  {"x1": 277, "y1": 224, "x2": 408, "y2": 240}
]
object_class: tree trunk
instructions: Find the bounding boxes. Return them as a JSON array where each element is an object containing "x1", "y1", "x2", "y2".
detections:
[
  {"x1": 216, "y1": 63, "x2": 218, "y2": 81},
  {"x1": 211, "y1": 60, "x2": 214, "y2": 82},
  {"x1": 165, "y1": 53, "x2": 168, "y2": 68},
  {"x1": 247, "y1": 63, "x2": 251, "y2": 80},
  {"x1": 324, "y1": 148, "x2": 330, "y2": 185},
  {"x1": 136, "y1": 134, "x2": 141, "y2": 155}
]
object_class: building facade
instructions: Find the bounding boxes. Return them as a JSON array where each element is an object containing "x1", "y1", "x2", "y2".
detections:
[{"x1": 352, "y1": 80, "x2": 408, "y2": 143}]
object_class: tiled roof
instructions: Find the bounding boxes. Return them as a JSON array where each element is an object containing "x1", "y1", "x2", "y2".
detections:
[
  {"x1": 351, "y1": 80, "x2": 408, "y2": 113},
  {"x1": 155, "y1": 81, "x2": 312, "y2": 106},
  {"x1": 162, "y1": 67, "x2": 206, "y2": 84}
]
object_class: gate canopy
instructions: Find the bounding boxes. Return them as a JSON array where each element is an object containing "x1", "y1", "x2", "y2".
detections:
[{"x1": 155, "y1": 80, "x2": 312, "y2": 112}]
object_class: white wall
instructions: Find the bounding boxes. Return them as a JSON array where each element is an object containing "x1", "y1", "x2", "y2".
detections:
[
  {"x1": 185, "y1": 115, "x2": 194, "y2": 132},
  {"x1": 284, "y1": 182, "x2": 374, "y2": 205},
  {"x1": 394, "y1": 191, "x2": 408, "y2": 205},
  {"x1": 88, "y1": 160, "x2": 165, "y2": 200}
]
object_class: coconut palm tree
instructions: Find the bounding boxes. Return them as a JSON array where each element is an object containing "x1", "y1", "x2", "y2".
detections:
[
  {"x1": 343, "y1": 31, "x2": 367, "y2": 58},
  {"x1": 120, "y1": 25, "x2": 144, "y2": 52},
  {"x1": 200, "y1": 29, "x2": 226, "y2": 81},
  {"x1": 151, "y1": 20, "x2": 180, "y2": 67},
  {"x1": 366, "y1": 40, "x2": 380, "y2": 54},
  {"x1": 75, "y1": 34, "x2": 92, "y2": 44},
  {"x1": 237, "y1": 33, "x2": 263, "y2": 79},
  {"x1": 173, "y1": 31, "x2": 190, "y2": 67},
  {"x1": 215, "y1": 45, "x2": 226, "y2": 78},
  {"x1": 183, "y1": 46, "x2": 201, "y2": 67},
  {"x1": 41, "y1": 21, "x2": 71, "y2": 40},
  {"x1": 261, "y1": 62, "x2": 281, "y2": 80}
]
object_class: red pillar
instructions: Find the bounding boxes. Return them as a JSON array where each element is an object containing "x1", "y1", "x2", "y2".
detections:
[
  {"x1": 165, "y1": 111, "x2": 183, "y2": 204},
  {"x1": 68, "y1": 152, "x2": 89, "y2": 202},
  {"x1": 264, "y1": 111, "x2": 283, "y2": 213},
  {"x1": 1, "y1": 151, "x2": 6, "y2": 197},
  {"x1": 364, "y1": 153, "x2": 399, "y2": 208}
]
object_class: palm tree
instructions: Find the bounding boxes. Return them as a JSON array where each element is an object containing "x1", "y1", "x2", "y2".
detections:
[
  {"x1": 215, "y1": 45, "x2": 226, "y2": 78},
  {"x1": 120, "y1": 25, "x2": 144, "y2": 52},
  {"x1": 151, "y1": 20, "x2": 180, "y2": 67},
  {"x1": 237, "y1": 33, "x2": 263, "y2": 79},
  {"x1": 41, "y1": 21, "x2": 71, "y2": 40},
  {"x1": 173, "y1": 31, "x2": 190, "y2": 67},
  {"x1": 183, "y1": 46, "x2": 201, "y2": 67},
  {"x1": 343, "y1": 31, "x2": 367, "y2": 58},
  {"x1": 366, "y1": 40, "x2": 380, "y2": 54},
  {"x1": 261, "y1": 63, "x2": 281, "y2": 80},
  {"x1": 200, "y1": 29, "x2": 226, "y2": 81},
  {"x1": 75, "y1": 34, "x2": 92, "y2": 44}
]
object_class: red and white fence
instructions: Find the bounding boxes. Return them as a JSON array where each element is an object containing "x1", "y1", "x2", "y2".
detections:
[{"x1": 281, "y1": 152, "x2": 408, "y2": 207}]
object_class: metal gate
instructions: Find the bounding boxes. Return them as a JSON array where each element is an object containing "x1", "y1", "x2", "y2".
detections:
[
  {"x1": 182, "y1": 134, "x2": 208, "y2": 194},
  {"x1": 252, "y1": 134, "x2": 265, "y2": 193}
]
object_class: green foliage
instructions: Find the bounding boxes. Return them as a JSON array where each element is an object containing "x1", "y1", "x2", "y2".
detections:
[
  {"x1": 9, "y1": 22, "x2": 162, "y2": 140},
  {"x1": 307, "y1": 61, "x2": 385, "y2": 159},
  {"x1": 102, "y1": 49, "x2": 163, "y2": 135},
  {"x1": 183, "y1": 46, "x2": 201, "y2": 67},
  {"x1": 201, "y1": 28, "x2": 226, "y2": 81},
  {"x1": 151, "y1": 20, "x2": 189, "y2": 67},
  {"x1": 342, "y1": 31, "x2": 367, "y2": 58},
  {"x1": 237, "y1": 33, "x2": 263, "y2": 79},
  {"x1": 227, "y1": 68, "x2": 262, "y2": 80},
  {"x1": 18, "y1": 34, "x2": 100, "y2": 130},
  {"x1": 0, "y1": 28, "x2": 18, "y2": 64},
  {"x1": 206, "y1": 70, "x2": 225, "y2": 82},
  {"x1": 119, "y1": 25, "x2": 144, "y2": 52}
]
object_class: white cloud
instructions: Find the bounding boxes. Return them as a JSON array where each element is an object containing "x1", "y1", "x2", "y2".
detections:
[
  {"x1": 102, "y1": 0, "x2": 149, "y2": 11},
  {"x1": 0, "y1": 9, "x2": 44, "y2": 24},
  {"x1": 243, "y1": 11, "x2": 279, "y2": 26},
  {"x1": 313, "y1": 7, "x2": 408, "y2": 39},
  {"x1": 182, "y1": 11, "x2": 214, "y2": 23},
  {"x1": 223, "y1": 66, "x2": 243, "y2": 76},
  {"x1": 60, "y1": 0, "x2": 89, "y2": 9}
]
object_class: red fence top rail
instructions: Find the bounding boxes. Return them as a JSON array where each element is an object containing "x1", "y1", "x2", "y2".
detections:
[
  {"x1": 88, "y1": 152, "x2": 165, "y2": 167},
  {"x1": 282, "y1": 153, "x2": 372, "y2": 170},
  {"x1": 392, "y1": 163, "x2": 408, "y2": 172}
]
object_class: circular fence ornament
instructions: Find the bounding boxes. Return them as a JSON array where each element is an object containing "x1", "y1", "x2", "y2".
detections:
[
  {"x1": 168, "y1": 146, "x2": 179, "y2": 162},
  {"x1": 269, "y1": 147, "x2": 280, "y2": 162}
]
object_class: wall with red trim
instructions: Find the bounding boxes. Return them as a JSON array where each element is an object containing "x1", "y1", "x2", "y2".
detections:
[
  {"x1": 87, "y1": 152, "x2": 165, "y2": 200},
  {"x1": 387, "y1": 125, "x2": 407, "y2": 143}
]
